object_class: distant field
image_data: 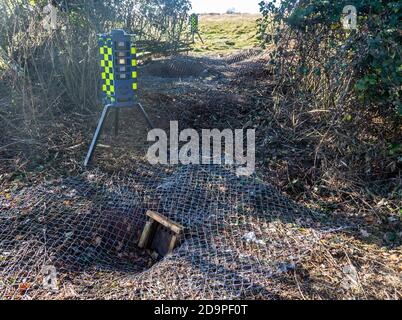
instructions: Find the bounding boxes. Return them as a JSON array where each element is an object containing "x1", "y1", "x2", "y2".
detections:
[{"x1": 190, "y1": 14, "x2": 261, "y2": 54}]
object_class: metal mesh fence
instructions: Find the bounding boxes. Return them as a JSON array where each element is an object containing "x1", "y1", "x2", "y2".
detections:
[{"x1": 0, "y1": 159, "x2": 343, "y2": 300}]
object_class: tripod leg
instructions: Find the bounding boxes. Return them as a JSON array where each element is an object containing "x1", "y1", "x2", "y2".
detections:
[
  {"x1": 84, "y1": 104, "x2": 111, "y2": 167},
  {"x1": 197, "y1": 32, "x2": 204, "y2": 44},
  {"x1": 114, "y1": 108, "x2": 119, "y2": 136},
  {"x1": 137, "y1": 102, "x2": 154, "y2": 129}
]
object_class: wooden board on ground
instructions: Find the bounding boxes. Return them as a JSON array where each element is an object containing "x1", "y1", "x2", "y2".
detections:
[{"x1": 138, "y1": 210, "x2": 184, "y2": 257}]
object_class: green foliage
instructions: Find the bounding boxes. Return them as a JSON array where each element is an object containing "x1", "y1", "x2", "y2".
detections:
[{"x1": 258, "y1": 0, "x2": 402, "y2": 115}]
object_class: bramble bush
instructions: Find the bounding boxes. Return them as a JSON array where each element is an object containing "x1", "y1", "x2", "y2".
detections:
[{"x1": 258, "y1": 0, "x2": 401, "y2": 115}]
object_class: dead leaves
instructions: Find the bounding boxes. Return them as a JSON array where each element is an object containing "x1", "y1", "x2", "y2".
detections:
[{"x1": 18, "y1": 282, "x2": 30, "y2": 295}]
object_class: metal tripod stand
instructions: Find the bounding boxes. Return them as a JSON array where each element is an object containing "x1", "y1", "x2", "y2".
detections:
[{"x1": 84, "y1": 103, "x2": 153, "y2": 167}]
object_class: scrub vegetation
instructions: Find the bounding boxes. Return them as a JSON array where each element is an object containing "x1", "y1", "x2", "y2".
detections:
[{"x1": 0, "y1": 0, "x2": 400, "y2": 300}]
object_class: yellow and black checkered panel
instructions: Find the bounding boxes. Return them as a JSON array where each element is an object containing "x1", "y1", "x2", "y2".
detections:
[
  {"x1": 190, "y1": 14, "x2": 198, "y2": 33},
  {"x1": 99, "y1": 36, "x2": 115, "y2": 104},
  {"x1": 131, "y1": 46, "x2": 138, "y2": 91},
  {"x1": 98, "y1": 31, "x2": 139, "y2": 105}
]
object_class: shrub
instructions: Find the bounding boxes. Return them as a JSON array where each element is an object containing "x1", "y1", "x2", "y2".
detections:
[{"x1": 258, "y1": 0, "x2": 401, "y2": 115}]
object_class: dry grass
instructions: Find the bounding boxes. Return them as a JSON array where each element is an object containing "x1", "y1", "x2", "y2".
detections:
[{"x1": 191, "y1": 14, "x2": 261, "y2": 54}]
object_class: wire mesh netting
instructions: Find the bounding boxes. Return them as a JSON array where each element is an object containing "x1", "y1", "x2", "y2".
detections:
[
  {"x1": 141, "y1": 49, "x2": 265, "y2": 79},
  {"x1": 0, "y1": 159, "x2": 345, "y2": 300}
]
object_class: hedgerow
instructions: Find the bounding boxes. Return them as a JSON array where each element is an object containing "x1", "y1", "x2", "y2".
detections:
[{"x1": 258, "y1": 0, "x2": 401, "y2": 115}]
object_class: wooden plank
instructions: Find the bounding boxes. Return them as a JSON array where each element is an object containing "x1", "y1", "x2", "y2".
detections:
[
  {"x1": 138, "y1": 220, "x2": 156, "y2": 249},
  {"x1": 138, "y1": 211, "x2": 184, "y2": 257},
  {"x1": 167, "y1": 234, "x2": 178, "y2": 254},
  {"x1": 146, "y1": 210, "x2": 184, "y2": 235}
]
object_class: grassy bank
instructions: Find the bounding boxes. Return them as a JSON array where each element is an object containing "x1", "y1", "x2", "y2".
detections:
[{"x1": 190, "y1": 14, "x2": 260, "y2": 54}]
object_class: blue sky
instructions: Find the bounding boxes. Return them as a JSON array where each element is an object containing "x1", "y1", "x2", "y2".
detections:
[{"x1": 190, "y1": 0, "x2": 261, "y2": 14}]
